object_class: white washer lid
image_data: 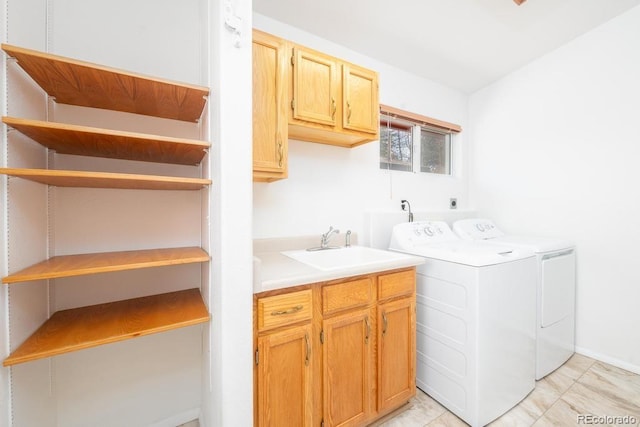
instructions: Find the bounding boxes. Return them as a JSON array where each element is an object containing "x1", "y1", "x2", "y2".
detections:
[
  {"x1": 453, "y1": 218, "x2": 574, "y2": 253},
  {"x1": 390, "y1": 239, "x2": 534, "y2": 267},
  {"x1": 489, "y1": 235, "x2": 574, "y2": 253}
]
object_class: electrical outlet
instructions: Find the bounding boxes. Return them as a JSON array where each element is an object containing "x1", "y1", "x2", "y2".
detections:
[{"x1": 449, "y1": 198, "x2": 458, "y2": 209}]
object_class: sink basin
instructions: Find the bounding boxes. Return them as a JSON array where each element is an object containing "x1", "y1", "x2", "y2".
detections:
[{"x1": 282, "y1": 246, "x2": 410, "y2": 271}]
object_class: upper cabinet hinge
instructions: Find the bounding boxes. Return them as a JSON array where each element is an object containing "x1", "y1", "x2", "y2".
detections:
[
  {"x1": 291, "y1": 48, "x2": 295, "y2": 65},
  {"x1": 255, "y1": 349, "x2": 259, "y2": 365},
  {"x1": 320, "y1": 330, "x2": 324, "y2": 344},
  {"x1": 291, "y1": 99, "x2": 295, "y2": 110}
]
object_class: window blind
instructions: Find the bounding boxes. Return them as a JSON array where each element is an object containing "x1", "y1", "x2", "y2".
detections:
[{"x1": 380, "y1": 104, "x2": 462, "y2": 134}]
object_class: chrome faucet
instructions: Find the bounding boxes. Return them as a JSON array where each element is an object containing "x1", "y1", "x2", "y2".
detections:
[
  {"x1": 345, "y1": 230, "x2": 351, "y2": 248},
  {"x1": 401, "y1": 199, "x2": 413, "y2": 222},
  {"x1": 320, "y1": 226, "x2": 340, "y2": 249}
]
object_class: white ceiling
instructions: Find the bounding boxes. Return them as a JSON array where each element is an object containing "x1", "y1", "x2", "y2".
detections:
[{"x1": 253, "y1": 0, "x2": 640, "y2": 93}]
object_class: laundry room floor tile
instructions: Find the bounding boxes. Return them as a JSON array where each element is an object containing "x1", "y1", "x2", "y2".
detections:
[
  {"x1": 577, "y1": 361, "x2": 640, "y2": 407},
  {"x1": 380, "y1": 353, "x2": 640, "y2": 427},
  {"x1": 373, "y1": 390, "x2": 447, "y2": 427}
]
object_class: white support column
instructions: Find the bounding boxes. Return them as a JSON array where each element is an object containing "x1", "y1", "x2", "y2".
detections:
[{"x1": 203, "y1": 0, "x2": 253, "y2": 425}]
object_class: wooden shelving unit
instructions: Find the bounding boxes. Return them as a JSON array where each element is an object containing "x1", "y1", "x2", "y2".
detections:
[
  {"x1": 2, "y1": 44, "x2": 212, "y2": 367},
  {"x1": 2, "y1": 117, "x2": 210, "y2": 165},
  {"x1": 3, "y1": 288, "x2": 210, "y2": 366},
  {"x1": 1, "y1": 44, "x2": 209, "y2": 122},
  {"x1": 0, "y1": 168, "x2": 210, "y2": 190},
  {"x1": 3, "y1": 247, "x2": 210, "y2": 284}
]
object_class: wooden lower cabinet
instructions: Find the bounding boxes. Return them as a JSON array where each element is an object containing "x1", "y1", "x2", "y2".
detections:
[
  {"x1": 254, "y1": 268, "x2": 416, "y2": 427},
  {"x1": 323, "y1": 308, "x2": 374, "y2": 427},
  {"x1": 257, "y1": 323, "x2": 313, "y2": 427},
  {"x1": 377, "y1": 297, "x2": 416, "y2": 414}
]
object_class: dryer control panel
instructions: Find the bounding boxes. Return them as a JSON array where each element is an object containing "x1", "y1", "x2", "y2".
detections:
[{"x1": 453, "y1": 218, "x2": 505, "y2": 240}]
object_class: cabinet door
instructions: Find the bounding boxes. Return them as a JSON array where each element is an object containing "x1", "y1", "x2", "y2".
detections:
[
  {"x1": 253, "y1": 30, "x2": 287, "y2": 181},
  {"x1": 323, "y1": 309, "x2": 373, "y2": 427},
  {"x1": 292, "y1": 46, "x2": 338, "y2": 126},
  {"x1": 257, "y1": 323, "x2": 313, "y2": 427},
  {"x1": 342, "y1": 64, "x2": 379, "y2": 134},
  {"x1": 378, "y1": 297, "x2": 416, "y2": 413}
]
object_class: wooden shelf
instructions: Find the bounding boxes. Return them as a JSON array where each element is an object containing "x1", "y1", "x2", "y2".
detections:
[
  {"x1": 2, "y1": 44, "x2": 209, "y2": 122},
  {"x1": 3, "y1": 288, "x2": 210, "y2": 366},
  {"x1": 3, "y1": 116, "x2": 210, "y2": 165},
  {"x1": 0, "y1": 168, "x2": 210, "y2": 190},
  {"x1": 3, "y1": 247, "x2": 210, "y2": 284}
]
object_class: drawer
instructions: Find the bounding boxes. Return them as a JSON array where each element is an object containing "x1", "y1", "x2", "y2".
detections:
[
  {"x1": 322, "y1": 277, "x2": 373, "y2": 315},
  {"x1": 378, "y1": 269, "x2": 415, "y2": 301},
  {"x1": 257, "y1": 289, "x2": 312, "y2": 332}
]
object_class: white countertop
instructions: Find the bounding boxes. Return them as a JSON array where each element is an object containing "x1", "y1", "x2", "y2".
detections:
[{"x1": 253, "y1": 235, "x2": 424, "y2": 293}]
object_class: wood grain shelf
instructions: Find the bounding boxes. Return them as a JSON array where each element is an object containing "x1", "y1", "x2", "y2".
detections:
[
  {"x1": 2, "y1": 116, "x2": 210, "y2": 165},
  {"x1": 0, "y1": 168, "x2": 211, "y2": 190},
  {"x1": 3, "y1": 288, "x2": 210, "y2": 366},
  {"x1": 3, "y1": 247, "x2": 210, "y2": 284},
  {"x1": 2, "y1": 44, "x2": 209, "y2": 122}
]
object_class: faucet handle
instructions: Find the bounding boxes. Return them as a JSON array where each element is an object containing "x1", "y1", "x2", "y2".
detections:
[
  {"x1": 345, "y1": 230, "x2": 352, "y2": 247},
  {"x1": 323, "y1": 226, "x2": 339, "y2": 238}
]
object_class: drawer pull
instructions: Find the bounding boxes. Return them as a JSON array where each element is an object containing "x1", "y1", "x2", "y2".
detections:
[{"x1": 271, "y1": 305, "x2": 303, "y2": 316}]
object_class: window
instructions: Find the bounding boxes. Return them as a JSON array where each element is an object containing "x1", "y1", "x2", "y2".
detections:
[
  {"x1": 420, "y1": 128, "x2": 451, "y2": 174},
  {"x1": 380, "y1": 122, "x2": 413, "y2": 171},
  {"x1": 379, "y1": 105, "x2": 461, "y2": 175}
]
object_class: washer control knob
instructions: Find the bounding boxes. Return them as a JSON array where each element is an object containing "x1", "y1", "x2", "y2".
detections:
[
  {"x1": 423, "y1": 226, "x2": 434, "y2": 237},
  {"x1": 476, "y1": 223, "x2": 485, "y2": 232}
]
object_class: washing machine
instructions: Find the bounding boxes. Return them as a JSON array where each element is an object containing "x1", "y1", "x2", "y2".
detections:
[
  {"x1": 389, "y1": 221, "x2": 537, "y2": 427},
  {"x1": 453, "y1": 218, "x2": 575, "y2": 380}
]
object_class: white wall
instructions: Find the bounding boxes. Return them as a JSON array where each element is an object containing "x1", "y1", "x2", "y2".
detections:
[
  {"x1": 252, "y1": 14, "x2": 469, "y2": 240},
  {"x1": 469, "y1": 4, "x2": 640, "y2": 373}
]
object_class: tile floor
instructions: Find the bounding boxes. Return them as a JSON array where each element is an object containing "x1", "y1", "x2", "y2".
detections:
[
  {"x1": 378, "y1": 353, "x2": 640, "y2": 427},
  {"x1": 180, "y1": 354, "x2": 640, "y2": 427}
]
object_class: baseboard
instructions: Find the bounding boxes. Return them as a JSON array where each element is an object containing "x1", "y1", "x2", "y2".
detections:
[
  {"x1": 576, "y1": 346, "x2": 640, "y2": 375},
  {"x1": 148, "y1": 407, "x2": 200, "y2": 427}
]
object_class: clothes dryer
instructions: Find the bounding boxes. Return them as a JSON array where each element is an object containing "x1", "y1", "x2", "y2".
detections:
[
  {"x1": 453, "y1": 218, "x2": 575, "y2": 380},
  {"x1": 389, "y1": 221, "x2": 537, "y2": 427}
]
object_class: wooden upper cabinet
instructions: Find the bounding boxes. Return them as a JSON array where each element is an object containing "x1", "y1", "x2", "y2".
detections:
[
  {"x1": 253, "y1": 30, "x2": 288, "y2": 182},
  {"x1": 287, "y1": 40, "x2": 379, "y2": 148},
  {"x1": 251, "y1": 30, "x2": 380, "y2": 180},
  {"x1": 291, "y1": 46, "x2": 339, "y2": 127},
  {"x1": 342, "y1": 63, "x2": 379, "y2": 135}
]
